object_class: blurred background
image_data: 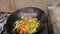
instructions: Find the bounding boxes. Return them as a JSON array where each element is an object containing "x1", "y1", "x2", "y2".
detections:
[{"x1": 0, "y1": 0, "x2": 60, "y2": 34}]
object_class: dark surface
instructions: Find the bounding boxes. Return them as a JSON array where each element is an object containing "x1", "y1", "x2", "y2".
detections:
[{"x1": 5, "y1": 7, "x2": 47, "y2": 34}]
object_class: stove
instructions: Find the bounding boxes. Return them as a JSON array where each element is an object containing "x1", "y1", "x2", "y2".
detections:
[{"x1": 0, "y1": 12, "x2": 53, "y2": 34}]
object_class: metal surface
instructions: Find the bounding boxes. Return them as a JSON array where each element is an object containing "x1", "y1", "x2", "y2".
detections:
[{"x1": 0, "y1": 12, "x2": 11, "y2": 34}]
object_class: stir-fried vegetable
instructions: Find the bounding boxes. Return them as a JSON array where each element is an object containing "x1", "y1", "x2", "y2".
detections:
[{"x1": 13, "y1": 16, "x2": 40, "y2": 34}]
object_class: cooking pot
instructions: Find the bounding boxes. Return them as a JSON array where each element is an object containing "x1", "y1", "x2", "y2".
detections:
[{"x1": 4, "y1": 7, "x2": 47, "y2": 34}]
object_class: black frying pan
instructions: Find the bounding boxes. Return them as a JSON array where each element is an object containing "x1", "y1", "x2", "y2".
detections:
[{"x1": 4, "y1": 7, "x2": 47, "y2": 34}]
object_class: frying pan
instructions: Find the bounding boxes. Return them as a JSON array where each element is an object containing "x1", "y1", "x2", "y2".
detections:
[{"x1": 4, "y1": 7, "x2": 47, "y2": 34}]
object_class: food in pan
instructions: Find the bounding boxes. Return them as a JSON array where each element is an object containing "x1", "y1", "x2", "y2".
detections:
[{"x1": 13, "y1": 16, "x2": 41, "y2": 34}]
